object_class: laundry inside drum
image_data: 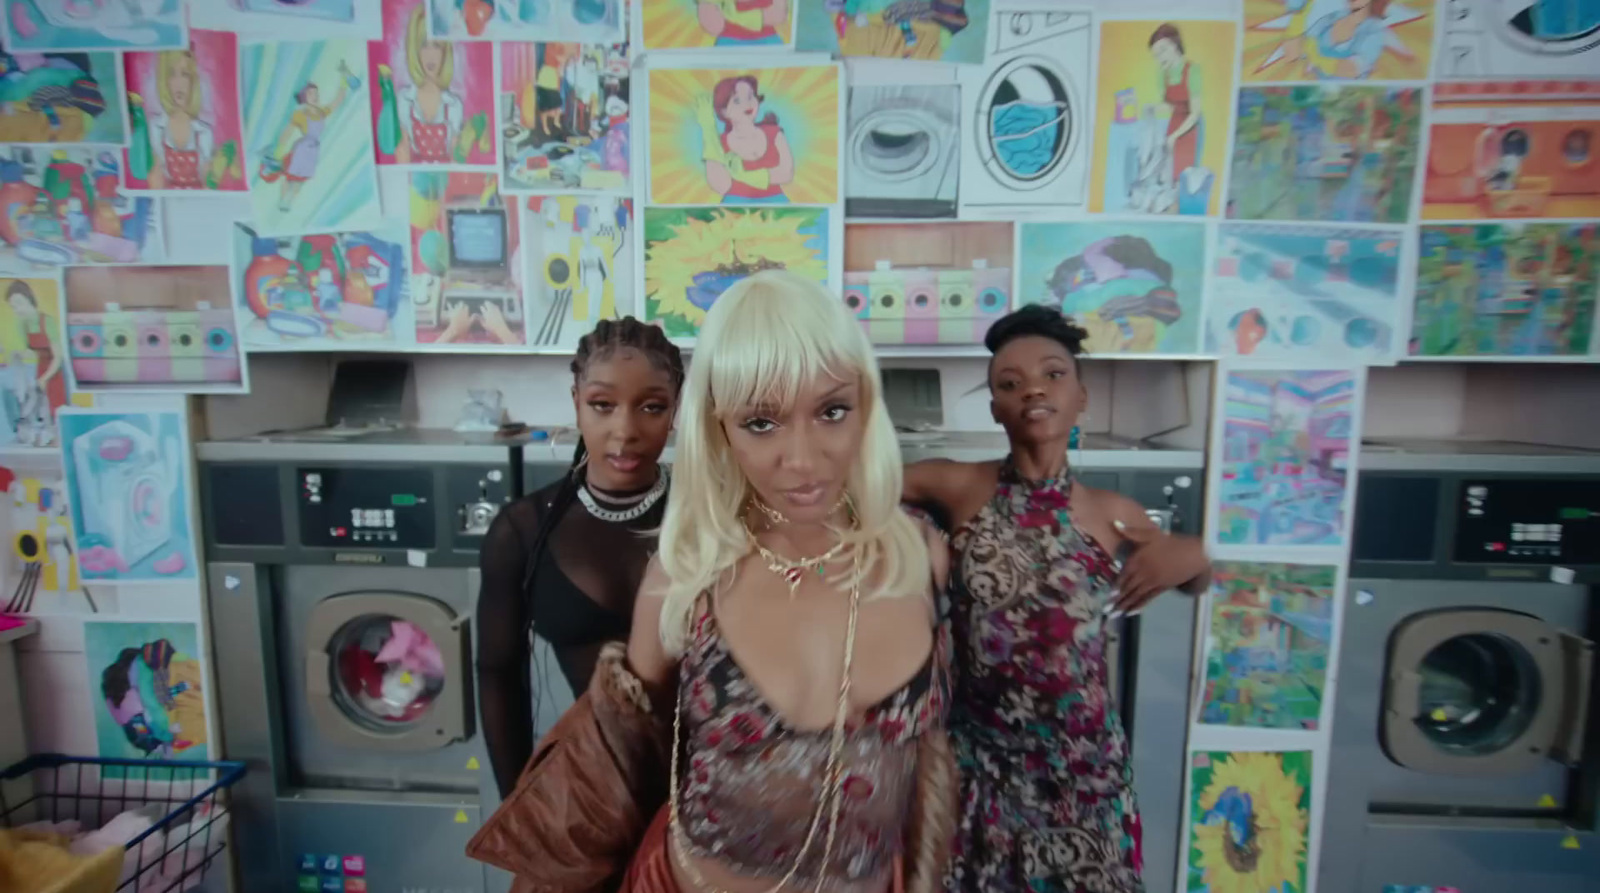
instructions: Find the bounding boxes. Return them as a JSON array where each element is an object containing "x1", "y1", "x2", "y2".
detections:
[
  {"x1": 1412, "y1": 632, "x2": 1541, "y2": 757},
  {"x1": 330, "y1": 614, "x2": 448, "y2": 732},
  {"x1": 988, "y1": 64, "x2": 1071, "y2": 180}
]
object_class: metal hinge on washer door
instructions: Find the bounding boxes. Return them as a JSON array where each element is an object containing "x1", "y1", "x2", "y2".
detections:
[{"x1": 1552, "y1": 630, "x2": 1595, "y2": 767}]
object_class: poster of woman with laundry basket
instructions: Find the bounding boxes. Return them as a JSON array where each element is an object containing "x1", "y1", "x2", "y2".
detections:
[{"x1": 57, "y1": 408, "x2": 196, "y2": 583}]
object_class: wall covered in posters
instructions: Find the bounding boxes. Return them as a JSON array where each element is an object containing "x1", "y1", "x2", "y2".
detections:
[{"x1": 0, "y1": 3, "x2": 1595, "y2": 890}]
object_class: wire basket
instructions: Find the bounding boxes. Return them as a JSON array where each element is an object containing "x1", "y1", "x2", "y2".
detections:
[{"x1": 0, "y1": 754, "x2": 246, "y2": 893}]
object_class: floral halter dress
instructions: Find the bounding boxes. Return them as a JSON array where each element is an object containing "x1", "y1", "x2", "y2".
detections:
[{"x1": 944, "y1": 459, "x2": 1143, "y2": 893}]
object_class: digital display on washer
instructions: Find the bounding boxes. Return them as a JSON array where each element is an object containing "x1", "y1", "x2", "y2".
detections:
[
  {"x1": 1453, "y1": 479, "x2": 1600, "y2": 565},
  {"x1": 297, "y1": 467, "x2": 435, "y2": 550}
]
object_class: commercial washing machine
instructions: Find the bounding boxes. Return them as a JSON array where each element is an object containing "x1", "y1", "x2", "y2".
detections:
[
  {"x1": 1321, "y1": 439, "x2": 1599, "y2": 892},
  {"x1": 199, "y1": 429, "x2": 519, "y2": 893}
]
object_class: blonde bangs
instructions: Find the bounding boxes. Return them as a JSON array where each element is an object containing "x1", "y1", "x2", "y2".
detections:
[{"x1": 655, "y1": 272, "x2": 932, "y2": 656}]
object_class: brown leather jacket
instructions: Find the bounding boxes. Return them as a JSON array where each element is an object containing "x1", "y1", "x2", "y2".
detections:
[{"x1": 467, "y1": 642, "x2": 957, "y2": 893}]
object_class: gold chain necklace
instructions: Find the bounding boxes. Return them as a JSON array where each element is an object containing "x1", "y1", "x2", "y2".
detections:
[
  {"x1": 667, "y1": 554, "x2": 861, "y2": 893},
  {"x1": 749, "y1": 535, "x2": 847, "y2": 597}
]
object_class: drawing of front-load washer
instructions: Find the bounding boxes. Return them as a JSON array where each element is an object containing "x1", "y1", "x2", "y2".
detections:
[
  {"x1": 846, "y1": 85, "x2": 960, "y2": 218},
  {"x1": 70, "y1": 419, "x2": 177, "y2": 568}
]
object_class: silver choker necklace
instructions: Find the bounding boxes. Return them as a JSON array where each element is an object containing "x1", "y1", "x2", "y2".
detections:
[{"x1": 577, "y1": 468, "x2": 668, "y2": 523}]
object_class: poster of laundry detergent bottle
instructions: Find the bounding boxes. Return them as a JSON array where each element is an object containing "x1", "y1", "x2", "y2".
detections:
[
  {"x1": 83, "y1": 620, "x2": 209, "y2": 777},
  {"x1": 58, "y1": 408, "x2": 196, "y2": 584}
]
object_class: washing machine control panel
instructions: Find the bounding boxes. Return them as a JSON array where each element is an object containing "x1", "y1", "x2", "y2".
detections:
[
  {"x1": 298, "y1": 467, "x2": 436, "y2": 549},
  {"x1": 1455, "y1": 479, "x2": 1600, "y2": 565}
]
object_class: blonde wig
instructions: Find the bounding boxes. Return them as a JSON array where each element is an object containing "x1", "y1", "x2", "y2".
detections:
[
  {"x1": 656, "y1": 271, "x2": 930, "y2": 656},
  {"x1": 157, "y1": 50, "x2": 202, "y2": 119},
  {"x1": 406, "y1": 4, "x2": 454, "y2": 88}
]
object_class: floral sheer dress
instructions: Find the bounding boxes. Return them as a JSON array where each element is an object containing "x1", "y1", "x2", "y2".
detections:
[{"x1": 944, "y1": 460, "x2": 1142, "y2": 893}]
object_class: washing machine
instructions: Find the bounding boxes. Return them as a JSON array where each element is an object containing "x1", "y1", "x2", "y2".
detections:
[
  {"x1": 70, "y1": 417, "x2": 179, "y2": 567},
  {"x1": 1321, "y1": 439, "x2": 1600, "y2": 893},
  {"x1": 199, "y1": 429, "x2": 519, "y2": 893}
]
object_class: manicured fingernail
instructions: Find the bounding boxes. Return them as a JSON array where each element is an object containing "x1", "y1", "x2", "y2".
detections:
[
  {"x1": 1108, "y1": 609, "x2": 1123, "y2": 620},
  {"x1": 1128, "y1": 609, "x2": 1143, "y2": 618},
  {"x1": 1113, "y1": 520, "x2": 1126, "y2": 530}
]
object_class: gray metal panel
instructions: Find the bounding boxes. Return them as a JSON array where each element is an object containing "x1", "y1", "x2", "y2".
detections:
[
  {"x1": 1361, "y1": 439, "x2": 1600, "y2": 474},
  {"x1": 1321, "y1": 578, "x2": 1595, "y2": 893},
  {"x1": 278, "y1": 796, "x2": 486, "y2": 892},
  {"x1": 1126, "y1": 589, "x2": 1198, "y2": 893},
  {"x1": 1350, "y1": 817, "x2": 1597, "y2": 893},
  {"x1": 205, "y1": 562, "x2": 286, "y2": 892}
]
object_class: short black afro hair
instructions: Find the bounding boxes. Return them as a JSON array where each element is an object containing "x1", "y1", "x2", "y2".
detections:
[{"x1": 984, "y1": 304, "x2": 1089, "y2": 378}]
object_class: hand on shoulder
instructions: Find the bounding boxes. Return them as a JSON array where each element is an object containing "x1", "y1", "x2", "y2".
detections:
[{"x1": 1096, "y1": 491, "x2": 1211, "y2": 617}]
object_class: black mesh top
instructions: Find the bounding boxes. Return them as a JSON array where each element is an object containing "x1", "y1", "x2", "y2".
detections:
[{"x1": 475, "y1": 474, "x2": 666, "y2": 798}]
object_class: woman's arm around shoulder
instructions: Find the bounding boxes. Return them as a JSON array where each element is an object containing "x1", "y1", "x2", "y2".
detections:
[
  {"x1": 1095, "y1": 489, "x2": 1212, "y2": 617},
  {"x1": 626, "y1": 554, "x2": 678, "y2": 699},
  {"x1": 904, "y1": 459, "x2": 997, "y2": 531}
]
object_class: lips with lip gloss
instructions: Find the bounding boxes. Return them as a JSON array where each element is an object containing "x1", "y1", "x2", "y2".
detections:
[
  {"x1": 782, "y1": 483, "x2": 828, "y2": 507},
  {"x1": 606, "y1": 454, "x2": 643, "y2": 472},
  {"x1": 1023, "y1": 404, "x2": 1056, "y2": 420}
]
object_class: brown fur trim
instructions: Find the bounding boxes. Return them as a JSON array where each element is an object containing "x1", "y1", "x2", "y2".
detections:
[{"x1": 903, "y1": 730, "x2": 958, "y2": 893}]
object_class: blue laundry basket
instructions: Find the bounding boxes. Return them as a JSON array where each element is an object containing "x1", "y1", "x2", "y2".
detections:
[{"x1": 0, "y1": 754, "x2": 246, "y2": 893}]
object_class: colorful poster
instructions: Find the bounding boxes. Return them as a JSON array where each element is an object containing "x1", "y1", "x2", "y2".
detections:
[
  {"x1": 1410, "y1": 223, "x2": 1598, "y2": 358},
  {"x1": 1205, "y1": 223, "x2": 1404, "y2": 363},
  {"x1": 1242, "y1": 0, "x2": 1436, "y2": 82},
  {"x1": 498, "y1": 41, "x2": 630, "y2": 192},
  {"x1": 525, "y1": 196, "x2": 631, "y2": 349},
  {"x1": 1215, "y1": 369, "x2": 1357, "y2": 548},
  {"x1": 842, "y1": 221, "x2": 1013, "y2": 346},
  {"x1": 369, "y1": 0, "x2": 495, "y2": 168},
  {"x1": 190, "y1": 0, "x2": 378, "y2": 40},
  {"x1": 1422, "y1": 80, "x2": 1600, "y2": 220},
  {"x1": 83, "y1": 621, "x2": 208, "y2": 775},
  {"x1": 641, "y1": 0, "x2": 793, "y2": 50},
  {"x1": 427, "y1": 0, "x2": 624, "y2": 43},
  {"x1": 846, "y1": 84, "x2": 959, "y2": 219},
  {"x1": 62, "y1": 266, "x2": 246, "y2": 394},
  {"x1": 240, "y1": 39, "x2": 382, "y2": 237},
  {"x1": 1091, "y1": 20, "x2": 1236, "y2": 216},
  {"x1": 410, "y1": 171, "x2": 524, "y2": 347},
  {"x1": 643, "y1": 205, "x2": 829, "y2": 339},
  {"x1": 1227, "y1": 85, "x2": 1422, "y2": 223},
  {"x1": 1, "y1": 469, "x2": 96, "y2": 615},
  {"x1": 59, "y1": 409, "x2": 197, "y2": 584},
  {"x1": 0, "y1": 146, "x2": 164, "y2": 271},
  {"x1": 1017, "y1": 220, "x2": 1205, "y2": 355},
  {"x1": 122, "y1": 31, "x2": 248, "y2": 194},
  {"x1": 646, "y1": 64, "x2": 841, "y2": 207},
  {"x1": 1186, "y1": 750, "x2": 1312, "y2": 893},
  {"x1": 233, "y1": 223, "x2": 413, "y2": 351},
  {"x1": 0, "y1": 275, "x2": 64, "y2": 447},
  {"x1": 1437, "y1": 0, "x2": 1600, "y2": 78},
  {"x1": 2, "y1": 1, "x2": 185, "y2": 52},
  {"x1": 795, "y1": 0, "x2": 989, "y2": 63},
  {"x1": 1200, "y1": 561, "x2": 1337, "y2": 730},
  {"x1": 0, "y1": 51, "x2": 123, "y2": 144},
  {"x1": 957, "y1": 9, "x2": 1091, "y2": 216}
]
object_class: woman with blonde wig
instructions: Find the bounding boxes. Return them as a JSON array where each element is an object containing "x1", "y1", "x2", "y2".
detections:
[
  {"x1": 469, "y1": 271, "x2": 957, "y2": 893},
  {"x1": 146, "y1": 49, "x2": 213, "y2": 190}
]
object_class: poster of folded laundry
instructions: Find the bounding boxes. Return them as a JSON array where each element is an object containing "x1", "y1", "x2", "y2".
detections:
[
  {"x1": 83, "y1": 621, "x2": 209, "y2": 774},
  {"x1": 62, "y1": 264, "x2": 247, "y2": 393},
  {"x1": 58, "y1": 408, "x2": 197, "y2": 584}
]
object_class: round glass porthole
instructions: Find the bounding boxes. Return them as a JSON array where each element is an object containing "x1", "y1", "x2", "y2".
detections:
[
  {"x1": 984, "y1": 58, "x2": 1073, "y2": 185},
  {"x1": 328, "y1": 614, "x2": 447, "y2": 734},
  {"x1": 1413, "y1": 632, "x2": 1542, "y2": 756},
  {"x1": 854, "y1": 109, "x2": 938, "y2": 183}
]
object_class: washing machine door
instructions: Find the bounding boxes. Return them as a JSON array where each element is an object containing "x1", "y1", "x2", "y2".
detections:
[
  {"x1": 1383, "y1": 608, "x2": 1592, "y2": 776},
  {"x1": 304, "y1": 592, "x2": 471, "y2": 752}
]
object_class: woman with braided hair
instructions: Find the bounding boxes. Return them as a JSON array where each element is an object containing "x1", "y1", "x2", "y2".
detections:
[{"x1": 476, "y1": 317, "x2": 684, "y2": 800}]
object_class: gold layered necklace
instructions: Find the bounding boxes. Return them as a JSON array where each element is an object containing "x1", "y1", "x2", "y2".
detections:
[{"x1": 746, "y1": 493, "x2": 854, "y2": 597}]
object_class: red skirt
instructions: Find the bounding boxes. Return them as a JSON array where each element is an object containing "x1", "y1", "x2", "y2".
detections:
[{"x1": 619, "y1": 808, "x2": 905, "y2": 893}]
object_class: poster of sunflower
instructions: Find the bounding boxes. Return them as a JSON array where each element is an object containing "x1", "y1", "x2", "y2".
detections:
[{"x1": 1186, "y1": 749, "x2": 1311, "y2": 893}]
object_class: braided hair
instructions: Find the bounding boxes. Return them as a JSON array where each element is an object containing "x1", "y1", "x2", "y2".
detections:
[{"x1": 520, "y1": 317, "x2": 685, "y2": 608}]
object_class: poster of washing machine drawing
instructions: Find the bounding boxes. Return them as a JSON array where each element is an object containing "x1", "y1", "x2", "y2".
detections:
[
  {"x1": 1184, "y1": 749, "x2": 1312, "y2": 893},
  {"x1": 524, "y1": 195, "x2": 633, "y2": 349},
  {"x1": 1203, "y1": 222, "x2": 1406, "y2": 364},
  {"x1": 1200, "y1": 560, "x2": 1338, "y2": 731},
  {"x1": 1210, "y1": 368, "x2": 1362, "y2": 549},
  {"x1": 58, "y1": 408, "x2": 197, "y2": 584},
  {"x1": 62, "y1": 265, "x2": 247, "y2": 394},
  {"x1": 847, "y1": 85, "x2": 960, "y2": 219},
  {"x1": 1436, "y1": 0, "x2": 1600, "y2": 79},
  {"x1": 83, "y1": 621, "x2": 209, "y2": 778},
  {"x1": 957, "y1": 8, "x2": 1091, "y2": 217}
]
